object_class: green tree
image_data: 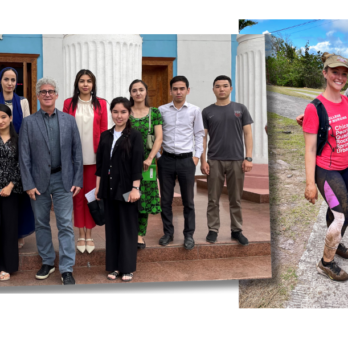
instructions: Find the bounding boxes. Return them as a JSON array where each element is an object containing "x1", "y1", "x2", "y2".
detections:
[
  {"x1": 266, "y1": 36, "x2": 324, "y2": 88},
  {"x1": 239, "y1": 20, "x2": 258, "y2": 32}
]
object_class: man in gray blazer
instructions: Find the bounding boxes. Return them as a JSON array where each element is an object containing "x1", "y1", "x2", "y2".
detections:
[{"x1": 19, "y1": 77, "x2": 83, "y2": 285}]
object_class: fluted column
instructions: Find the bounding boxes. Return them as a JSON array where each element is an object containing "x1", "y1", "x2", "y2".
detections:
[
  {"x1": 236, "y1": 34, "x2": 268, "y2": 164},
  {"x1": 63, "y1": 34, "x2": 142, "y2": 127}
]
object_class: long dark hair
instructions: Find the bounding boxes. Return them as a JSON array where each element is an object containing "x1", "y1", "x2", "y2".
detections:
[
  {"x1": 129, "y1": 79, "x2": 150, "y2": 107},
  {"x1": 110, "y1": 97, "x2": 132, "y2": 158},
  {"x1": 0, "y1": 103, "x2": 18, "y2": 147},
  {"x1": 68, "y1": 69, "x2": 102, "y2": 113}
]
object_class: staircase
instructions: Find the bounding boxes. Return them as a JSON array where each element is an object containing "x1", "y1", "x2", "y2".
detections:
[{"x1": 1, "y1": 184, "x2": 271, "y2": 287}]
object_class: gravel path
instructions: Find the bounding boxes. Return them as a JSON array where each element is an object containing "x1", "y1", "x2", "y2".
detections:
[
  {"x1": 286, "y1": 201, "x2": 348, "y2": 308},
  {"x1": 267, "y1": 91, "x2": 311, "y2": 120}
]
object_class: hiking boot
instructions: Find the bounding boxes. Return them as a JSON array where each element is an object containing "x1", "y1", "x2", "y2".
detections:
[
  {"x1": 317, "y1": 259, "x2": 348, "y2": 282},
  {"x1": 336, "y1": 243, "x2": 348, "y2": 259},
  {"x1": 206, "y1": 231, "x2": 217, "y2": 243}
]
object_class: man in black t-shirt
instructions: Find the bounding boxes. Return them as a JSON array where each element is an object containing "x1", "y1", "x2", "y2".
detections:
[{"x1": 200, "y1": 75, "x2": 253, "y2": 245}]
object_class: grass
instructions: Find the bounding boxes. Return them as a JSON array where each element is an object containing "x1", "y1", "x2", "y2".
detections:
[{"x1": 239, "y1": 111, "x2": 323, "y2": 308}]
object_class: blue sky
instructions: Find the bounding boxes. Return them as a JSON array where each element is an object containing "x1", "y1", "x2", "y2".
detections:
[{"x1": 242, "y1": 20, "x2": 348, "y2": 57}]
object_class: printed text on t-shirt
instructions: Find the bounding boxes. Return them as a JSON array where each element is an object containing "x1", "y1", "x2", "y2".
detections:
[{"x1": 331, "y1": 114, "x2": 348, "y2": 153}]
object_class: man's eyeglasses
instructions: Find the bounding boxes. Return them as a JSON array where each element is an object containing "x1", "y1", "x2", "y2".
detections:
[{"x1": 39, "y1": 90, "x2": 56, "y2": 96}]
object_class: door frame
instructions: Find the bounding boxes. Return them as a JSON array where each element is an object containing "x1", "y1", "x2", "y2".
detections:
[
  {"x1": 142, "y1": 57, "x2": 175, "y2": 104},
  {"x1": 0, "y1": 53, "x2": 40, "y2": 113}
]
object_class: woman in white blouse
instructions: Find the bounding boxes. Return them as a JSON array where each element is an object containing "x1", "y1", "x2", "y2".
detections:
[
  {"x1": 63, "y1": 69, "x2": 108, "y2": 254},
  {"x1": 0, "y1": 67, "x2": 35, "y2": 249}
]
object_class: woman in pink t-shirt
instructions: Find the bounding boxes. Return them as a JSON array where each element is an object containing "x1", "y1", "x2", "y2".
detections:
[{"x1": 303, "y1": 52, "x2": 348, "y2": 282}]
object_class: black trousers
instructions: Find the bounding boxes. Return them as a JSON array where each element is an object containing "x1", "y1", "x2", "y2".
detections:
[
  {"x1": 104, "y1": 199, "x2": 138, "y2": 274},
  {"x1": 158, "y1": 153, "x2": 196, "y2": 237},
  {"x1": 0, "y1": 193, "x2": 19, "y2": 273}
]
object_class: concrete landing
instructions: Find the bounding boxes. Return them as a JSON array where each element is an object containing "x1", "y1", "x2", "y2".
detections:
[{"x1": 2, "y1": 183, "x2": 271, "y2": 286}]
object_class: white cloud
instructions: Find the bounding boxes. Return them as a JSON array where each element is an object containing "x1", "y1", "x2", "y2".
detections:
[
  {"x1": 262, "y1": 30, "x2": 270, "y2": 34},
  {"x1": 308, "y1": 41, "x2": 331, "y2": 52},
  {"x1": 331, "y1": 20, "x2": 348, "y2": 32},
  {"x1": 301, "y1": 40, "x2": 348, "y2": 58},
  {"x1": 326, "y1": 30, "x2": 335, "y2": 37}
]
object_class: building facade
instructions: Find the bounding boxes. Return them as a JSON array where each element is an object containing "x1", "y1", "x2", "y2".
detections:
[{"x1": 0, "y1": 34, "x2": 267, "y2": 172}]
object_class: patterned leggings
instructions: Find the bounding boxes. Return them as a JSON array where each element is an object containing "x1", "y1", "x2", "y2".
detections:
[
  {"x1": 316, "y1": 165, "x2": 348, "y2": 261},
  {"x1": 138, "y1": 213, "x2": 149, "y2": 236}
]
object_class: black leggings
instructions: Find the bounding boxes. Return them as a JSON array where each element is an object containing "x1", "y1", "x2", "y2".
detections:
[
  {"x1": 316, "y1": 165, "x2": 348, "y2": 235},
  {"x1": 316, "y1": 165, "x2": 348, "y2": 261}
]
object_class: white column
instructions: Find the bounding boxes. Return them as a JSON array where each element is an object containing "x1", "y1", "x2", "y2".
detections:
[
  {"x1": 63, "y1": 34, "x2": 142, "y2": 127},
  {"x1": 236, "y1": 34, "x2": 268, "y2": 164},
  {"x1": 42, "y1": 34, "x2": 64, "y2": 111}
]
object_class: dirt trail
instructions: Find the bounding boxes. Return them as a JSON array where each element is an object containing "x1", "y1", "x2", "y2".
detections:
[{"x1": 287, "y1": 202, "x2": 348, "y2": 308}]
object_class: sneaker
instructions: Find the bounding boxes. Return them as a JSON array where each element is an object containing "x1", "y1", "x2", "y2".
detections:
[
  {"x1": 336, "y1": 243, "x2": 348, "y2": 259},
  {"x1": 35, "y1": 264, "x2": 55, "y2": 280},
  {"x1": 206, "y1": 231, "x2": 218, "y2": 243},
  {"x1": 317, "y1": 259, "x2": 348, "y2": 282},
  {"x1": 61, "y1": 272, "x2": 75, "y2": 285},
  {"x1": 231, "y1": 231, "x2": 249, "y2": 246}
]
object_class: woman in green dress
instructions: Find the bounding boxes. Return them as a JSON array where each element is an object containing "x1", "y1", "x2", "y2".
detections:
[{"x1": 129, "y1": 79, "x2": 163, "y2": 249}]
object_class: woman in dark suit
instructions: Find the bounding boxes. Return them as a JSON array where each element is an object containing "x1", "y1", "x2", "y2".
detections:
[{"x1": 95, "y1": 97, "x2": 143, "y2": 282}]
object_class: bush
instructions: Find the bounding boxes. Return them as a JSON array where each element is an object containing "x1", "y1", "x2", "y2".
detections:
[{"x1": 266, "y1": 38, "x2": 326, "y2": 89}]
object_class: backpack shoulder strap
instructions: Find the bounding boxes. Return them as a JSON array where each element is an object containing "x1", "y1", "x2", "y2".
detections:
[{"x1": 310, "y1": 98, "x2": 329, "y2": 156}]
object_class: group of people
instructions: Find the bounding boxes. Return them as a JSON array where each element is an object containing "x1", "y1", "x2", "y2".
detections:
[
  {"x1": 297, "y1": 52, "x2": 348, "y2": 282},
  {"x1": 0, "y1": 67, "x2": 254, "y2": 284}
]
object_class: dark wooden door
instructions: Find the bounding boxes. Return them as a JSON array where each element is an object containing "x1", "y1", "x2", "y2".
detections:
[
  {"x1": 142, "y1": 65, "x2": 167, "y2": 108},
  {"x1": 142, "y1": 57, "x2": 175, "y2": 108},
  {"x1": 0, "y1": 53, "x2": 40, "y2": 113}
]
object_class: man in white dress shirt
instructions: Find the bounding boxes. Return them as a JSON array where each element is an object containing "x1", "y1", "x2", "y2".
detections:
[{"x1": 157, "y1": 76, "x2": 204, "y2": 250}]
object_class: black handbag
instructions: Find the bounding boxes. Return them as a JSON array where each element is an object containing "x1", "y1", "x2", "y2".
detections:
[{"x1": 87, "y1": 199, "x2": 105, "y2": 226}]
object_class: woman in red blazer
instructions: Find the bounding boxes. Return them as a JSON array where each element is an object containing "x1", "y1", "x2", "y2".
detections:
[{"x1": 63, "y1": 69, "x2": 108, "y2": 254}]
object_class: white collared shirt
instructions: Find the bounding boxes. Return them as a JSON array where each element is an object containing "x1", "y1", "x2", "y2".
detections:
[{"x1": 158, "y1": 101, "x2": 204, "y2": 158}]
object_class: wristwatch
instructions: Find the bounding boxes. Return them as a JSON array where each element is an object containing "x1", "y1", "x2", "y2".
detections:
[
  {"x1": 132, "y1": 186, "x2": 140, "y2": 190},
  {"x1": 245, "y1": 157, "x2": 252, "y2": 162}
]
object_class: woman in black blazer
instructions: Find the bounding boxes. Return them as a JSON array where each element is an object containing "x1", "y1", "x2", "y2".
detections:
[{"x1": 95, "y1": 97, "x2": 143, "y2": 282}]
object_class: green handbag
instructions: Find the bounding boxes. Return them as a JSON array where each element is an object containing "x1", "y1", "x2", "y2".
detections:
[
  {"x1": 142, "y1": 164, "x2": 157, "y2": 181},
  {"x1": 146, "y1": 107, "x2": 155, "y2": 150}
]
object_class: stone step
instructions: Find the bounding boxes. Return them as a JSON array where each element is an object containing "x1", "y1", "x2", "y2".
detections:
[
  {"x1": 18, "y1": 240, "x2": 271, "y2": 271},
  {"x1": 1, "y1": 255, "x2": 272, "y2": 287},
  {"x1": 9, "y1": 184, "x2": 270, "y2": 283}
]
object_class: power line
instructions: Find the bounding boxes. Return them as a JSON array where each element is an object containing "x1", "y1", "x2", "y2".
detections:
[
  {"x1": 270, "y1": 20, "x2": 322, "y2": 34},
  {"x1": 288, "y1": 19, "x2": 338, "y2": 35}
]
